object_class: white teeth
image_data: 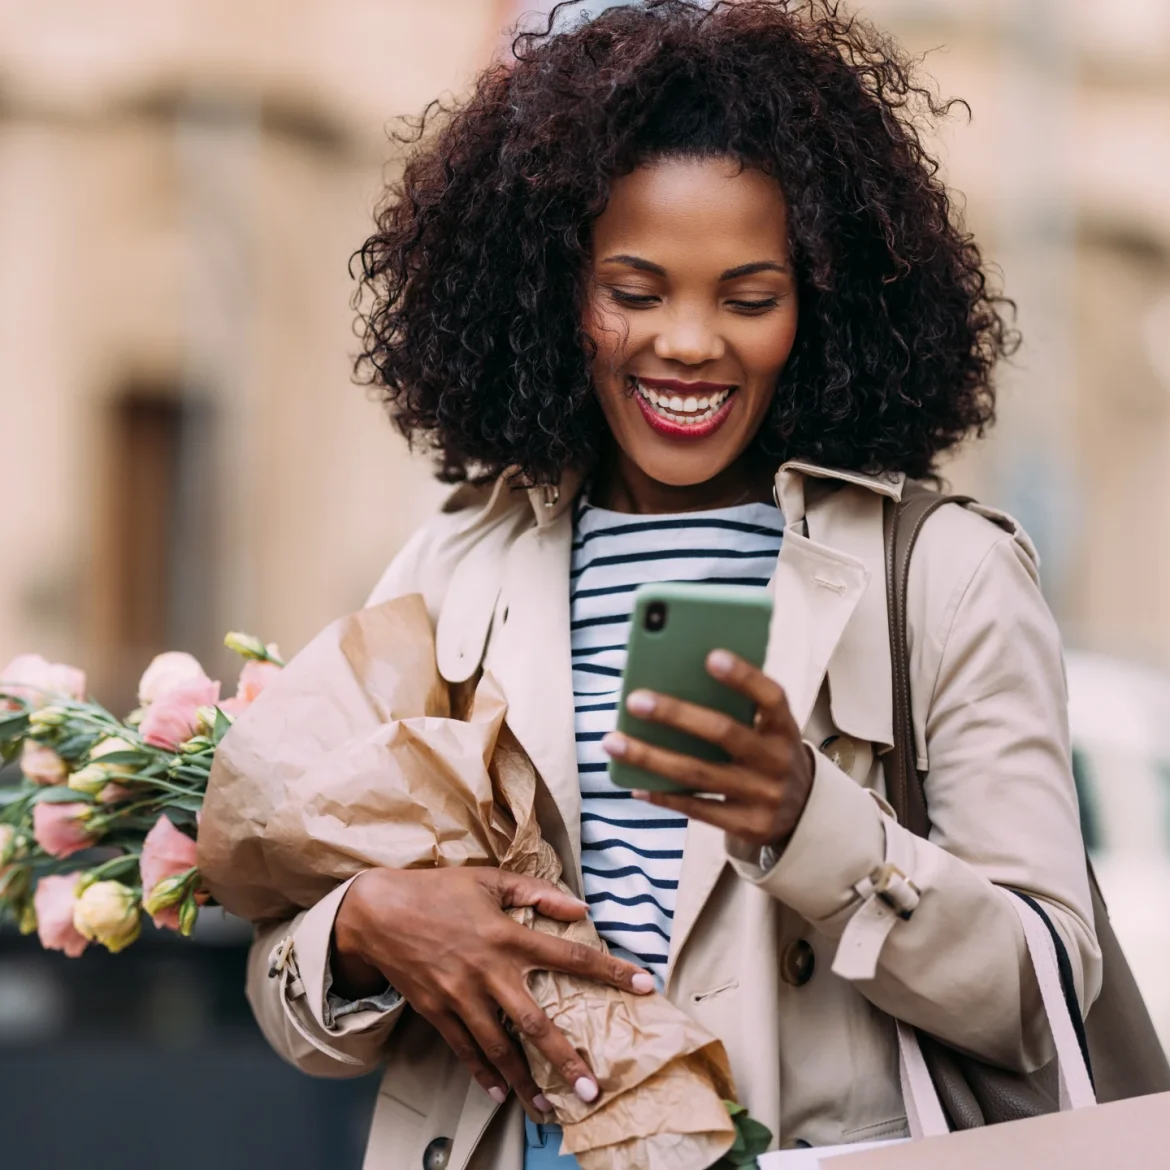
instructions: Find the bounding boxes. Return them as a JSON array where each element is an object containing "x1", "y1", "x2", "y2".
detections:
[{"x1": 632, "y1": 379, "x2": 734, "y2": 426}]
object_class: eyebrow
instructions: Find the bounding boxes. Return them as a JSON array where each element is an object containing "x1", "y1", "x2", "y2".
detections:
[{"x1": 601, "y1": 254, "x2": 789, "y2": 280}]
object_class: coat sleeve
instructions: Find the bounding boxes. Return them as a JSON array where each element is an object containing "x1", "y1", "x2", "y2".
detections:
[
  {"x1": 730, "y1": 531, "x2": 1102, "y2": 1072},
  {"x1": 242, "y1": 500, "x2": 466, "y2": 1078},
  {"x1": 246, "y1": 878, "x2": 407, "y2": 1078}
]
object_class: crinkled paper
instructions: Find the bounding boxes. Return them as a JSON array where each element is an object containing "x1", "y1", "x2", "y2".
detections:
[{"x1": 198, "y1": 594, "x2": 736, "y2": 1169}]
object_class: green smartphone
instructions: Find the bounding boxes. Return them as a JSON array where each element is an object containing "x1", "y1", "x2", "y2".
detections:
[{"x1": 608, "y1": 582, "x2": 774, "y2": 793}]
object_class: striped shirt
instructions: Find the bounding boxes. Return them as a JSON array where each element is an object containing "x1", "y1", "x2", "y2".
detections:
[{"x1": 571, "y1": 495, "x2": 785, "y2": 984}]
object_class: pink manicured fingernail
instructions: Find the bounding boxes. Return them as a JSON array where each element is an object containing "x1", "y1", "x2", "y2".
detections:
[
  {"x1": 707, "y1": 650, "x2": 734, "y2": 676},
  {"x1": 626, "y1": 690, "x2": 655, "y2": 715},
  {"x1": 632, "y1": 972, "x2": 655, "y2": 994},
  {"x1": 631, "y1": 790, "x2": 649, "y2": 802},
  {"x1": 601, "y1": 732, "x2": 626, "y2": 757},
  {"x1": 574, "y1": 1076, "x2": 599, "y2": 1103},
  {"x1": 489, "y1": 1086, "x2": 507, "y2": 1105},
  {"x1": 533, "y1": 1093, "x2": 552, "y2": 1113}
]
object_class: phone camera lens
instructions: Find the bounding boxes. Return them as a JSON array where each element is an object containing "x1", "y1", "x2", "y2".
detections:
[{"x1": 645, "y1": 602, "x2": 667, "y2": 632}]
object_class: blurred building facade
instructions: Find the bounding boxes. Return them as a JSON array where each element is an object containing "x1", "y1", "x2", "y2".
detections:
[
  {"x1": 1, "y1": 0, "x2": 1169, "y2": 695},
  {"x1": 0, "y1": 0, "x2": 509, "y2": 712}
]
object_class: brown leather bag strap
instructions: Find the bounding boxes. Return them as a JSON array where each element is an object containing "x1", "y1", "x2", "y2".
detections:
[{"x1": 881, "y1": 486, "x2": 972, "y2": 838}]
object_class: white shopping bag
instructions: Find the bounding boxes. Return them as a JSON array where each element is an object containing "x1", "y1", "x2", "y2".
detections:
[{"x1": 816, "y1": 1091, "x2": 1170, "y2": 1168}]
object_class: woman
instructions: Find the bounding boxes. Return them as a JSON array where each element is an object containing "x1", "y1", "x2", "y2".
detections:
[{"x1": 245, "y1": 3, "x2": 1100, "y2": 1167}]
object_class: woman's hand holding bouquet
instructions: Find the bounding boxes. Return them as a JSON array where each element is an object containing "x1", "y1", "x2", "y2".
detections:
[{"x1": 334, "y1": 865, "x2": 652, "y2": 1117}]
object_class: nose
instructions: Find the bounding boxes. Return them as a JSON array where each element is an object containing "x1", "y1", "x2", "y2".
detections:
[{"x1": 652, "y1": 305, "x2": 726, "y2": 366}]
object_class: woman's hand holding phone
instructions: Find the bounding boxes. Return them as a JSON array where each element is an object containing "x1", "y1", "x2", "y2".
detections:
[{"x1": 601, "y1": 649, "x2": 815, "y2": 853}]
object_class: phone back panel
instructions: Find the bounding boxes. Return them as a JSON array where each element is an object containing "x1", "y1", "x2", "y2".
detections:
[{"x1": 609, "y1": 582, "x2": 773, "y2": 793}]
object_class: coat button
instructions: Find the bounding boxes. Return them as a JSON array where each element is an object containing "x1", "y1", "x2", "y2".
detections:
[
  {"x1": 781, "y1": 939, "x2": 816, "y2": 986},
  {"x1": 423, "y1": 1136, "x2": 453, "y2": 1170}
]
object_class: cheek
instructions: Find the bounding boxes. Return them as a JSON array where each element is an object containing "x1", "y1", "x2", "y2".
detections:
[{"x1": 741, "y1": 312, "x2": 799, "y2": 379}]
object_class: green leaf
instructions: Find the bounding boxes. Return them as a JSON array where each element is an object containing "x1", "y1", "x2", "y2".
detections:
[
  {"x1": 33, "y1": 786, "x2": 95, "y2": 805},
  {"x1": 167, "y1": 764, "x2": 210, "y2": 784},
  {"x1": 162, "y1": 793, "x2": 204, "y2": 813},
  {"x1": 212, "y1": 706, "x2": 232, "y2": 743},
  {"x1": 709, "y1": 1103, "x2": 773, "y2": 1170},
  {"x1": 85, "y1": 750, "x2": 151, "y2": 768}
]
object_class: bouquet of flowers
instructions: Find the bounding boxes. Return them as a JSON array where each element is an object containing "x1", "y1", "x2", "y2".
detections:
[
  {"x1": 1, "y1": 610, "x2": 771, "y2": 1170},
  {"x1": 0, "y1": 636, "x2": 282, "y2": 956}
]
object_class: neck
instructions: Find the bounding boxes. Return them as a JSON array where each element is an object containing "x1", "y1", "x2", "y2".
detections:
[{"x1": 594, "y1": 446, "x2": 775, "y2": 514}]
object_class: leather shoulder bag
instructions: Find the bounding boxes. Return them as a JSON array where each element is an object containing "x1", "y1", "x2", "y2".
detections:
[{"x1": 882, "y1": 484, "x2": 1170, "y2": 1128}]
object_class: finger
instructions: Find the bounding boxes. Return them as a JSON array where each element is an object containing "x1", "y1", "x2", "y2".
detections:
[
  {"x1": 631, "y1": 787, "x2": 756, "y2": 835},
  {"x1": 622, "y1": 688, "x2": 765, "y2": 765},
  {"x1": 428, "y1": 1009, "x2": 512, "y2": 1108},
  {"x1": 705, "y1": 650, "x2": 797, "y2": 733},
  {"x1": 489, "y1": 871, "x2": 589, "y2": 923},
  {"x1": 632, "y1": 787, "x2": 799, "y2": 848},
  {"x1": 602, "y1": 731, "x2": 774, "y2": 802},
  {"x1": 493, "y1": 980, "x2": 601, "y2": 1105},
  {"x1": 458, "y1": 1000, "x2": 553, "y2": 1118},
  {"x1": 514, "y1": 926, "x2": 656, "y2": 996}
]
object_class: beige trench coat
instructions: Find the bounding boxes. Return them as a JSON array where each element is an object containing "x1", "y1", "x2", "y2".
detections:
[{"x1": 245, "y1": 460, "x2": 1102, "y2": 1170}]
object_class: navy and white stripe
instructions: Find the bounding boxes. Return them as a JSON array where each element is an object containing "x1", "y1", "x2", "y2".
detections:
[{"x1": 571, "y1": 495, "x2": 785, "y2": 984}]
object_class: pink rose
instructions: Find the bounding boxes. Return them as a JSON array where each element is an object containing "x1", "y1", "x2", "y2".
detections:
[
  {"x1": 140, "y1": 814, "x2": 199, "y2": 930},
  {"x1": 235, "y1": 659, "x2": 282, "y2": 705},
  {"x1": 21, "y1": 741, "x2": 67, "y2": 786},
  {"x1": 33, "y1": 802, "x2": 98, "y2": 859},
  {"x1": 1, "y1": 654, "x2": 86, "y2": 706},
  {"x1": 33, "y1": 873, "x2": 88, "y2": 957},
  {"x1": 139, "y1": 677, "x2": 220, "y2": 750},
  {"x1": 137, "y1": 651, "x2": 211, "y2": 707}
]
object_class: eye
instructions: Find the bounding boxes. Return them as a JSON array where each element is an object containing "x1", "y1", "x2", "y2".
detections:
[
  {"x1": 608, "y1": 288, "x2": 660, "y2": 308},
  {"x1": 726, "y1": 297, "x2": 779, "y2": 313}
]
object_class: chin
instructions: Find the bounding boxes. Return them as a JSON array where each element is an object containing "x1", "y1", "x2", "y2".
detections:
[{"x1": 627, "y1": 445, "x2": 738, "y2": 488}]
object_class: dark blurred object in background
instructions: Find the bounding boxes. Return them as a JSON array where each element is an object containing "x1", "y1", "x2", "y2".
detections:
[{"x1": 0, "y1": 912, "x2": 379, "y2": 1170}]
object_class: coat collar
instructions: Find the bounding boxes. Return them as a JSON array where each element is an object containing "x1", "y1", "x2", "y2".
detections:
[
  {"x1": 520, "y1": 459, "x2": 905, "y2": 526},
  {"x1": 781, "y1": 462, "x2": 901, "y2": 753}
]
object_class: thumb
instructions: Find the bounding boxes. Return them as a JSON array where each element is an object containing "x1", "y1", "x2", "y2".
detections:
[{"x1": 492, "y1": 871, "x2": 588, "y2": 922}]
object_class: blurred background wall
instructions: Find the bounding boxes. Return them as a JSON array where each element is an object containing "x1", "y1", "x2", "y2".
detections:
[{"x1": 0, "y1": 1, "x2": 1168, "y2": 1167}]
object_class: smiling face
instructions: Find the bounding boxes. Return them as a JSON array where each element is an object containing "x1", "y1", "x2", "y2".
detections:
[{"x1": 583, "y1": 156, "x2": 798, "y2": 511}]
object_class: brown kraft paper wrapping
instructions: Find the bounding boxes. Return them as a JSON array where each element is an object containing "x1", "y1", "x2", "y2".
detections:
[{"x1": 198, "y1": 594, "x2": 736, "y2": 1170}]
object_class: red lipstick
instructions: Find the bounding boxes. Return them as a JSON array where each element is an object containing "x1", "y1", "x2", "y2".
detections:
[{"x1": 629, "y1": 376, "x2": 738, "y2": 441}]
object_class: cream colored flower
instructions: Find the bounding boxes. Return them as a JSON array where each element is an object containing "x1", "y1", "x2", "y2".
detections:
[
  {"x1": 90, "y1": 736, "x2": 138, "y2": 762},
  {"x1": 67, "y1": 764, "x2": 109, "y2": 796},
  {"x1": 68, "y1": 736, "x2": 141, "y2": 795},
  {"x1": 0, "y1": 824, "x2": 15, "y2": 868},
  {"x1": 72, "y1": 880, "x2": 141, "y2": 953},
  {"x1": 223, "y1": 632, "x2": 268, "y2": 661}
]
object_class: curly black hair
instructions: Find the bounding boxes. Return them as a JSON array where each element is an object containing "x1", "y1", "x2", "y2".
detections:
[{"x1": 354, "y1": 0, "x2": 1016, "y2": 484}]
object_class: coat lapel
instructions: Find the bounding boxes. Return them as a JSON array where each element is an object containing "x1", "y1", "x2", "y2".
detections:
[
  {"x1": 489, "y1": 506, "x2": 584, "y2": 892},
  {"x1": 666, "y1": 469, "x2": 875, "y2": 978},
  {"x1": 480, "y1": 463, "x2": 894, "y2": 983}
]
